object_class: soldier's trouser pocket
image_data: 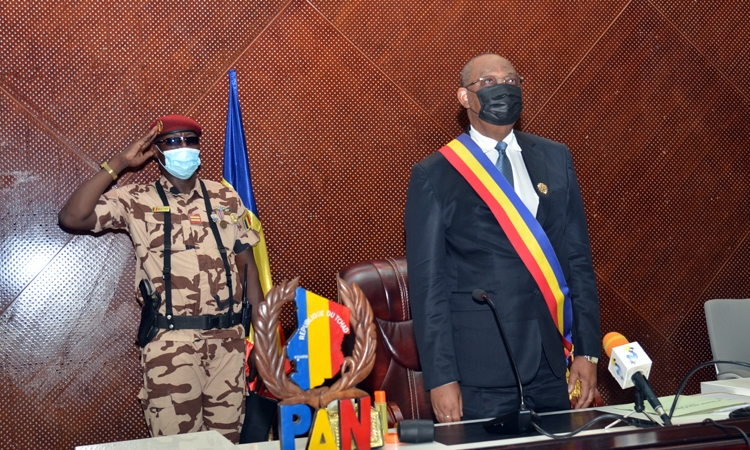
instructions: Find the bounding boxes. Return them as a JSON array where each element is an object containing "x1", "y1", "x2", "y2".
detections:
[{"x1": 139, "y1": 388, "x2": 179, "y2": 437}]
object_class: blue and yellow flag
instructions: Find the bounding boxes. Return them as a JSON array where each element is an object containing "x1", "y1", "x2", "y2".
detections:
[
  {"x1": 223, "y1": 70, "x2": 290, "y2": 393},
  {"x1": 221, "y1": 69, "x2": 273, "y2": 295}
]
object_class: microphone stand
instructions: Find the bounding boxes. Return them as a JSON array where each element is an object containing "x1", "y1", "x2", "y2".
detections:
[
  {"x1": 631, "y1": 372, "x2": 672, "y2": 426},
  {"x1": 472, "y1": 289, "x2": 540, "y2": 435},
  {"x1": 605, "y1": 390, "x2": 660, "y2": 430}
]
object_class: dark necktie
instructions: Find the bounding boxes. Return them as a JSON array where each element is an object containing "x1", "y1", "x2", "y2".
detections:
[{"x1": 495, "y1": 141, "x2": 514, "y2": 188}]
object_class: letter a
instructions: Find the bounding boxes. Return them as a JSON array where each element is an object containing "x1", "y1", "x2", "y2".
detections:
[{"x1": 307, "y1": 409, "x2": 337, "y2": 450}]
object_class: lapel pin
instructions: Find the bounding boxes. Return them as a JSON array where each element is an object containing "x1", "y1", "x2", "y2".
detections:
[{"x1": 536, "y1": 183, "x2": 548, "y2": 195}]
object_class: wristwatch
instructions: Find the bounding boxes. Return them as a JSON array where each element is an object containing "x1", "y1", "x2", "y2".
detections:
[{"x1": 581, "y1": 355, "x2": 599, "y2": 364}]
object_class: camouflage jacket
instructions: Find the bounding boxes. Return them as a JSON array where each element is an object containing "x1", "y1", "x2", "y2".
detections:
[{"x1": 94, "y1": 176, "x2": 260, "y2": 341}]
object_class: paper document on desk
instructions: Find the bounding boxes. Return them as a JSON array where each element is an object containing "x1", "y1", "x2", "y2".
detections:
[
  {"x1": 611, "y1": 395, "x2": 747, "y2": 417},
  {"x1": 701, "y1": 378, "x2": 750, "y2": 396}
]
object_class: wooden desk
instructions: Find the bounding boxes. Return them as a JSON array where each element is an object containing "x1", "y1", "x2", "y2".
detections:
[
  {"x1": 238, "y1": 393, "x2": 750, "y2": 450},
  {"x1": 506, "y1": 417, "x2": 750, "y2": 449},
  {"x1": 77, "y1": 395, "x2": 750, "y2": 449},
  {"x1": 432, "y1": 415, "x2": 750, "y2": 450}
]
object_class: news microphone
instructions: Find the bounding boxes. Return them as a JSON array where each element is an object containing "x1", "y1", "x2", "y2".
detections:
[
  {"x1": 472, "y1": 289, "x2": 539, "y2": 434},
  {"x1": 603, "y1": 332, "x2": 671, "y2": 426}
]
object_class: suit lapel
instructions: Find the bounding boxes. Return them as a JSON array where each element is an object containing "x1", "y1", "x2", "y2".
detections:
[{"x1": 516, "y1": 131, "x2": 550, "y2": 226}]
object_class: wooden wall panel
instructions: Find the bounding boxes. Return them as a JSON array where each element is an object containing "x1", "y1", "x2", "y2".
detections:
[
  {"x1": 526, "y1": 0, "x2": 750, "y2": 400},
  {"x1": 1, "y1": 1, "x2": 288, "y2": 168},
  {"x1": 651, "y1": 0, "x2": 750, "y2": 94},
  {"x1": 1, "y1": 0, "x2": 749, "y2": 447},
  {"x1": 312, "y1": 0, "x2": 631, "y2": 135}
]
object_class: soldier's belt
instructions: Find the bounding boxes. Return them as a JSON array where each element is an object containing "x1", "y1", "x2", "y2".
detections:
[{"x1": 155, "y1": 311, "x2": 243, "y2": 331}]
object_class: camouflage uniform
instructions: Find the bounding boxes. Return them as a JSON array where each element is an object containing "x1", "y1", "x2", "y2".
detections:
[{"x1": 93, "y1": 176, "x2": 259, "y2": 443}]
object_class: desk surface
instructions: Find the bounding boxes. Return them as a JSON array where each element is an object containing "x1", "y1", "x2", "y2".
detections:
[
  {"x1": 238, "y1": 393, "x2": 750, "y2": 450},
  {"x1": 76, "y1": 394, "x2": 750, "y2": 450}
]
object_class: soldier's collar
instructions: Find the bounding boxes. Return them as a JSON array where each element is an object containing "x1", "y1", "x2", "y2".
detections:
[{"x1": 158, "y1": 176, "x2": 204, "y2": 199}]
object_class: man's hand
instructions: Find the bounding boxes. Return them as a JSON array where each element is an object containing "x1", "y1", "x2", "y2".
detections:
[
  {"x1": 568, "y1": 356, "x2": 597, "y2": 409},
  {"x1": 247, "y1": 346, "x2": 259, "y2": 383},
  {"x1": 59, "y1": 123, "x2": 161, "y2": 231},
  {"x1": 431, "y1": 382, "x2": 462, "y2": 423},
  {"x1": 118, "y1": 124, "x2": 160, "y2": 169}
]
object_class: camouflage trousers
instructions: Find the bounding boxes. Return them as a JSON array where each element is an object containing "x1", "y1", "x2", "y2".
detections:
[{"x1": 138, "y1": 337, "x2": 246, "y2": 443}]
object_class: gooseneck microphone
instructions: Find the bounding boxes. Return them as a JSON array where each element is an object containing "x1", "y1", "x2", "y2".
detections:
[
  {"x1": 472, "y1": 289, "x2": 540, "y2": 434},
  {"x1": 603, "y1": 332, "x2": 672, "y2": 426}
]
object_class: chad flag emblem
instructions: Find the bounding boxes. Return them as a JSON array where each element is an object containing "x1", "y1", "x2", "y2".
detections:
[{"x1": 287, "y1": 288, "x2": 351, "y2": 390}]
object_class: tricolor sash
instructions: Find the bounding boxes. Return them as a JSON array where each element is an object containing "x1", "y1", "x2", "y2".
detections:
[{"x1": 439, "y1": 134, "x2": 574, "y2": 355}]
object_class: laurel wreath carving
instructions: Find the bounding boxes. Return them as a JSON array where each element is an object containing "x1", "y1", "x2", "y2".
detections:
[{"x1": 253, "y1": 276, "x2": 377, "y2": 409}]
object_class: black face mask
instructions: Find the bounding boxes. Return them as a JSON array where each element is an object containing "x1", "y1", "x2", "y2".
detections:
[{"x1": 474, "y1": 84, "x2": 523, "y2": 126}]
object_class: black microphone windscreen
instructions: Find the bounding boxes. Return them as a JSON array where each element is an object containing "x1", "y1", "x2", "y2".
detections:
[
  {"x1": 472, "y1": 289, "x2": 487, "y2": 302},
  {"x1": 397, "y1": 419, "x2": 434, "y2": 443}
]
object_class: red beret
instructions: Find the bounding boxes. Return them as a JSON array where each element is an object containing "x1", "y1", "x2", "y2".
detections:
[{"x1": 150, "y1": 114, "x2": 202, "y2": 138}]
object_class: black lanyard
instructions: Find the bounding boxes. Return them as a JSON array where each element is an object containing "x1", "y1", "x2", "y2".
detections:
[{"x1": 154, "y1": 180, "x2": 234, "y2": 330}]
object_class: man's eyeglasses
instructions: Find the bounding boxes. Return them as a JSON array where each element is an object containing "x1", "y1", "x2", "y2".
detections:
[
  {"x1": 465, "y1": 74, "x2": 524, "y2": 90},
  {"x1": 154, "y1": 136, "x2": 200, "y2": 150}
]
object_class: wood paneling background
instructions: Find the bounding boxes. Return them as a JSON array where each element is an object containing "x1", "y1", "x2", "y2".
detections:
[{"x1": 1, "y1": 0, "x2": 749, "y2": 448}]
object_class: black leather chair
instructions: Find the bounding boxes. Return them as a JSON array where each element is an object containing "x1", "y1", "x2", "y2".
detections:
[
  {"x1": 339, "y1": 257, "x2": 602, "y2": 424},
  {"x1": 339, "y1": 257, "x2": 435, "y2": 424}
]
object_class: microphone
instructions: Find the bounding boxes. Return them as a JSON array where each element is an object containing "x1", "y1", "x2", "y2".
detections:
[
  {"x1": 472, "y1": 289, "x2": 539, "y2": 434},
  {"x1": 397, "y1": 419, "x2": 434, "y2": 443},
  {"x1": 603, "y1": 332, "x2": 672, "y2": 426}
]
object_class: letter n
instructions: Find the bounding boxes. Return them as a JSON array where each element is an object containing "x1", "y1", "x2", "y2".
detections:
[{"x1": 339, "y1": 396, "x2": 371, "y2": 450}]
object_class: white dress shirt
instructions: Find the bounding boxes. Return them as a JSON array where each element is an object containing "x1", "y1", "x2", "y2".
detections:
[{"x1": 468, "y1": 127, "x2": 540, "y2": 217}]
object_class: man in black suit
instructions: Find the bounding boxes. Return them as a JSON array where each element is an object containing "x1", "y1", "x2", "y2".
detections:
[{"x1": 405, "y1": 53, "x2": 600, "y2": 423}]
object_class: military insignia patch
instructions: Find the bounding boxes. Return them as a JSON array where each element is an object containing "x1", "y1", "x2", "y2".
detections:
[
  {"x1": 241, "y1": 210, "x2": 252, "y2": 230},
  {"x1": 536, "y1": 183, "x2": 548, "y2": 195}
]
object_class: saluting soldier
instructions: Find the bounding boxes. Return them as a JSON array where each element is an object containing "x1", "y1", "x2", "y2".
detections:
[{"x1": 59, "y1": 115, "x2": 263, "y2": 443}]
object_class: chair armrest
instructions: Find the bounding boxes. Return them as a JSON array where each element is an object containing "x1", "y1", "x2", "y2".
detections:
[{"x1": 386, "y1": 401, "x2": 405, "y2": 427}]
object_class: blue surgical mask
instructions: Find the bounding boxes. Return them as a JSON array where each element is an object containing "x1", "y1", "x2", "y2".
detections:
[{"x1": 157, "y1": 147, "x2": 201, "y2": 180}]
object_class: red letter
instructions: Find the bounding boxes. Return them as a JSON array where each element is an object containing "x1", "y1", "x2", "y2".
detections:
[{"x1": 339, "y1": 396, "x2": 371, "y2": 450}]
